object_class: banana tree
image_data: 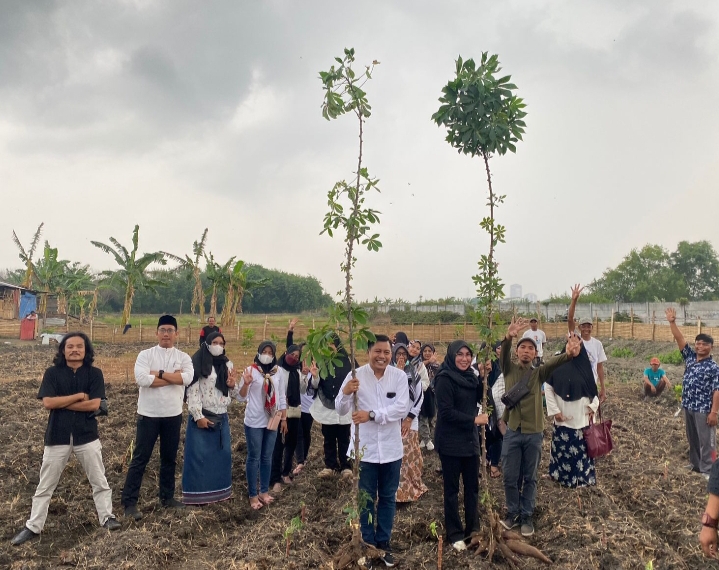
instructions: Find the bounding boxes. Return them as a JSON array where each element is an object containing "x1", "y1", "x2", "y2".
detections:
[
  {"x1": 59, "y1": 263, "x2": 95, "y2": 315},
  {"x1": 12, "y1": 223, "x2": 44, "y2": 289},
  {"x1": 33, "y1": 242, "x2": 70, "y2": 316},
  {"x1": 203, "y1": 253, "x2": 234, "y2": 318},
  {"x1": 220, "y1": 260, "x2": 268, "y2": 326},
  {"x1": 91, "y1": 225, "x2": 168, "y2": 328},
  {"x1": 164, "y1": 228, "x2": 209, "y2": 320}
]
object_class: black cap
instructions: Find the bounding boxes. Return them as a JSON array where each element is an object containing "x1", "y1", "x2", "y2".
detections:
[{"x1": 157, "y1": 315, "x2": 178, "y2": 330}]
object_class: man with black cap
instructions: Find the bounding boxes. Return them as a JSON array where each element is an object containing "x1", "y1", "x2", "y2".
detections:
[
  {"x1": 121, "y1": 315, "x2": 194, "y2": 519},
  {"x1": 500, "y1": 317, "x2": 582, "y2": 537},
  {"x1": 567, "y1": 284, "x2": 607, "y2": 402},
  {"x1": 521, "y1": 318, "x2": 546, "y2": 362}
]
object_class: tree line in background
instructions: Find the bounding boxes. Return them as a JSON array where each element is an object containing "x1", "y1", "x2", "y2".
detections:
[{"x1": 5, "y1": 224, "x2": 332, "y2": 325}]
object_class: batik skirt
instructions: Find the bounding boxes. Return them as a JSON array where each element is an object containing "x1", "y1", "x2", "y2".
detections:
[
  {"x1": 548, "y1": 425, "x2": 596, "y2": 488},
  {"x1": 396, "y1": 430, "x2": 428, "y2": 502},
  {"x1": 182, "y1": 413, "x2": 232, "y2": 504}
]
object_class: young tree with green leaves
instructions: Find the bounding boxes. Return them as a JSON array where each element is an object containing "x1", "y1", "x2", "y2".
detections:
[
  {"x1": 433, "y1": 53, "x2": 545, "y2": 565},
  {"x1": 91, "y1": 225, "x2": 168, "y2": 328},
  {"x1": 305, "y1": 48, "x2": 382, "y2": 562}
]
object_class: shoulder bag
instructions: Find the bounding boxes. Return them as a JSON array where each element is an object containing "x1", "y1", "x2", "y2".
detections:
[{"x1": 501, "y1": 367, "x2": 534, "y2": 410}]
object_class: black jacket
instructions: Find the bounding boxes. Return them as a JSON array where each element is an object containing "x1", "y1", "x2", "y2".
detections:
[{"x1": 433, "y1": 367, "x2": 483, "y2": 457}]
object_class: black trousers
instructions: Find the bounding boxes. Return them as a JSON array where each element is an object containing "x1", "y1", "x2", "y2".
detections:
[
  {"x1": 295, "y1": 412, "x2": 314, "y2": 464},
  {"x1": 270, "y1": 417, "x2": 301, "y2": 484},
  {"x1": 121, "y1": 414, "x2": 182, "y2": 507},
  {"x1": 439, "y1": 453, "x2": 480, "y2": 543},
  {"x1": 322, "y1": 423, "x2": 352, "y2": 471}
]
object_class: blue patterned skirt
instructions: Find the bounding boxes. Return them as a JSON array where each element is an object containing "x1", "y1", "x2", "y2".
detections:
[
  {"x1": 548, "y1": 425, "x2": 596, "y2": 488},
  {"x1": 182, "y1": 413, "x2": 232, "y2": 504}
]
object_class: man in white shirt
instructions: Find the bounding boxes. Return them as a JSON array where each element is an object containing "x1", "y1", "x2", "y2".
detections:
[
  {"x1": 568, "y1": 285, "x2": 608, "y2": 402},
  {"x1": 522, "y1": 319, "x2": 546, "y2": 360},
  {"x1": 121, "y1": 315, "x2": 193, "y2": 520},
  {"x1": 336, "y1": 334, "x2": 409, "y2": 568}
]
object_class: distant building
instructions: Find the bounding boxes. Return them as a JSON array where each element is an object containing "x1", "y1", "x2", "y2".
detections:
[
  {"x1": 509, "y1": 284, "x2": 522, "y2": 299},
  {"x1": 525, "y1": 293, "x2": 538, "y2": 303}
]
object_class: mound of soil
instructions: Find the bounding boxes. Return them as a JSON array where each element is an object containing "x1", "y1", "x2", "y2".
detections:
[{"x1": 0, "y1": 341, "x2": 714, "y2": 569}]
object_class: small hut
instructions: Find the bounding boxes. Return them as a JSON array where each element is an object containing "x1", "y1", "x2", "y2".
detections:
[{"x1": 0, "y1": 281, "x2": 37, "y2": 320}]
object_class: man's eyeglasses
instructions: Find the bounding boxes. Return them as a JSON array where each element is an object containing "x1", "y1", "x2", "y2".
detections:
[{"x1": 158, "y1": 328, "x2": 176, "y2": 335}]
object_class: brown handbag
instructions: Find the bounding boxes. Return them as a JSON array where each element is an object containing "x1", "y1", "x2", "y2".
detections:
[{"x1": 582, "y1": 405, "x2": 613, "y2": 459}]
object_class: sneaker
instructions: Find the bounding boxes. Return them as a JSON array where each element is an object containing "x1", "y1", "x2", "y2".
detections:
[
  {"x1": 452, "y1": 540, "x2": 467, "y2": 551},
  {"x1": 341, "y1": 468, "x2": 353, "y2": 481},
  {"x1": 379, "y1": 551, "x2": 395, "y2": 567},
  {"x1": 419, "y1": 440, "x2": 426, "y2": 449},
  {"x1": 500, "y1": 515, "x2": 520, "y2": 530},
  {"x1": 161, "y1": 497, "x2": 186, "y2": 509},
  {"x1": 426, "y1": 441, "x2": 435, "y2": 451},
  {"x1": 520, "y1": 519, "x2": 534, "y2": 537},
  {"x1": 103, "y1": 517, "x2": 121, "y2": 531},
  {"x1": 319, "y1": 468, "x2": 334, "y2": 478},
  {"x1": 124, "y1": 504, "x2": 143, "y2": 521}
]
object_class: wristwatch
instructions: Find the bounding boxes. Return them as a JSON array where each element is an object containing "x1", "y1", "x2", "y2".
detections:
[
  {"x1": 702, "y1": 512, "x2": 718, "y2": 529},
  {"x1": 369, "y1": 411, "x2": 376, "y2": 421},
  {"x1": 158, "y1": 370, "x2": 164, "y2": 379}
]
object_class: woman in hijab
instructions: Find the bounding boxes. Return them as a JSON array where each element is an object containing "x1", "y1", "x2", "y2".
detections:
[
  {"x1": 545, "y1": 340, "x2": 599, "y2": 488},
  {"x1": 309, "y1": 333, "x2": 356, "y2": 479},
  {"x1": 270, "y1": 341, "x2": 310, "y2": 491},
  {"x1": 393, "y1": 331, "x2": 409, "y2": 347},
  {"x1": 418, "y1": 343, "x2": 440, "y2": 450},
  {"x1": 434, "y1": 340, "x2": 489, "y2": 551},
  {"x1": 238, "y1": 341, "x2": 286, "y2": 509},
  {"x1": 183, "y1": 332, "x2": 238, "y2": 505},
  {"x1": 394, "y1": 343, "x2": 429, "y2": 503}
]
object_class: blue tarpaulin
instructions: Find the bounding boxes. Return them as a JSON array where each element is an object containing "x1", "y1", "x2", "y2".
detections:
[{"x1": 19, "y1": 292, "x2": 37, "y2": 319}]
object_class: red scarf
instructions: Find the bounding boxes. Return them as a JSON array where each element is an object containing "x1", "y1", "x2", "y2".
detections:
[{"x1": 253, "y1": 364, "x2": 277, "y2": 417}]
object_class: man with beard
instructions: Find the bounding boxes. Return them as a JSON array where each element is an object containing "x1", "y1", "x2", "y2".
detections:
[{"x1": 11, "y1": 332, "x2": 120, "y2": 546}]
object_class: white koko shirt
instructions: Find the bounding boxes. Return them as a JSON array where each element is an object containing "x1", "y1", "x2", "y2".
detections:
[
  {"x1": 134, "y1": 345, "x2": 194, "y2": 417},
  {"x1": 336, "y1": 363, "x2": 409, "y2": 464}
]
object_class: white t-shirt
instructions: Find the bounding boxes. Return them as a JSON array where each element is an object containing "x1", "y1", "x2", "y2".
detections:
[
  {"x1": 581, "y1": 336, "x2": 607, "y2": 382},
  {"x1": 522, "y1": 329, "x2": 547, "y2": 358}
]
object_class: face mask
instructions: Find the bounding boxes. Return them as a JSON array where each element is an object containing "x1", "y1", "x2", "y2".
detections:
[
  {"x1": 258, "y1": 353, "x2": 274, "y2": 365},
  {"x1": 208, "y1": 344, "x2": 224, "y2": 357},
  {"x1": 285, "y1": 354, "x2": 299, "y2": 367}
]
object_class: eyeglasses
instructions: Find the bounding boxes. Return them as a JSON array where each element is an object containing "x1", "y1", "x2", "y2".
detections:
[{"x1": 158, "y1": 328, "x2": 176, "y2": 335}]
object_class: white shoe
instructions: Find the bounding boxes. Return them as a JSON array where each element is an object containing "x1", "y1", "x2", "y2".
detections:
[
  {"x1": 419, "y1": 440, "x2": 426, "y2": 449},
  {"x1": 426, "y1": 441, "x2": 435, "y2": 451},
  {"x1": 452, "y1": 540, "x2": 467, "y2": 551}
]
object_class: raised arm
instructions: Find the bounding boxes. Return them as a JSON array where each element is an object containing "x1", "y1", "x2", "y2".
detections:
[
  {"x1": 500, "y1": 316, "x2": 527, "y2": 375},
  {"x1": 286, "y1": 318, "x2": 299, "y2": 348},
  {"x1": 665, "y1": 307, "x2": 687, "y2": 351},
  {"x1": 568, "y1": 284, "x2": 583, "y2": 333}
]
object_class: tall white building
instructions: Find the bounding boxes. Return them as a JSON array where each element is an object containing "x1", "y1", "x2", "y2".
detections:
[{"x1": 509, "y1": 284, "x2": 522, "y2": 299}]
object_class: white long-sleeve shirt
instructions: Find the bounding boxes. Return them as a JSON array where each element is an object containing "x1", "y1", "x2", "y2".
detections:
[
  {"x1": 237, "y1": 365, "x2": 286, "y2": 429},
  {"x1": 134, "y1": 345, "x2": 194, "y2": 417},
  {"x1": 336, "y1": 364, "x2": 409, "y2": 464},
  {"x1": 186, "y1": 362, "x2": 239, "y2": 421},
  {"x1": 545, "y1": 384, "x2": 599, "y2": 429}
]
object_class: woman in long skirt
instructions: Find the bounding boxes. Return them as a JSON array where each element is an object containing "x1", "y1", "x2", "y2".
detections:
[
  {"x1": 545, "y1": 341, "x2": 599, "y2": 488},
  {"x1": 183, "y1": 332, "x2": 239, "y2": 504}
]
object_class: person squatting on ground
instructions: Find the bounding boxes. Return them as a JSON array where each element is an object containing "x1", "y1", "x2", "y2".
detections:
[
  {"x1": 239, "y1": 341, "x2": 286, "y2": 510},
  {"x1": 311, "y1": 333, "x2": 355, "y2": 479},
  {"x1": 666, "y1": 307, "x2": 719, "y2": 478},
  {"x1": 700, "y1": 459, "x2": 719, "y2": 558},
  {"x1": 418, "y1": 343, "x2": 439, "y2": 450},
  {"x1": 11, "y1": 332, "x2": 120, "y2": 546},
  {"x1": 545, "y1": 340, "x2": 600, "y2": 488},
  {"x1": 643, "y1": 357, "x2": 671, "y2": 398},
  {"x1": 394, "y1": 342, "x2": 429, "y2": 503},
  {"x1": 568, "y1": 284, "x2": 608, "y2": 403},
  {"x1": 500, "y1": 317, "x2": 582, "y2": 537},
  {"x1": 121, "y1": 315, "x2": 193, "y2": 520},
  {"x1": 336, "y1": 334, "x2": 409, "y2": 568},
  {"x1": 182, "y1": 332, "x2": 239, "y2": 505},
  {"x1": 433, "y1": 340, "x2": 489, "y2": 551}
]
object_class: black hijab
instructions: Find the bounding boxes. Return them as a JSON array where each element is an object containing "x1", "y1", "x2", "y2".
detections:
[
  {"x1": 279, "y1": 344, "x2": 302, "y2": 408},
  {"x1": 190, "y1": 331, "x2": 230, "y2": 396},
  {"x1": 254, "y1": 340, "x2": 277, "y2": 374},
  {"x1": 545, "y1": 343, "x2": 598, "y2": 402},
  {"x1": 435, "y1": 340, "x2": 479, "y2": 390},
  {"x1": 318, "y1": 333, "x2": 354, "y2": 410}
]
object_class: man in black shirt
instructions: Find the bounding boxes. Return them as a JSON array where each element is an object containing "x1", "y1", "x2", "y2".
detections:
[
  {"x1": 11, "y1": 332, "x2": 120, "y2": 546},
  {"x1": 199, "y1": 316, "x2": 221, "y2": 347}
]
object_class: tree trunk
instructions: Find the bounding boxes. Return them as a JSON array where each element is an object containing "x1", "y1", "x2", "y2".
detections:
[{"x1": 121, "y1": 282, "x2": 135, "y2": 328}]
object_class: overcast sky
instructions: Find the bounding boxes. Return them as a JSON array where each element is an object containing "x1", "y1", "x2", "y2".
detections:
[{"x1": 2, "y1": 0, "x2": 718, "y2": 303}]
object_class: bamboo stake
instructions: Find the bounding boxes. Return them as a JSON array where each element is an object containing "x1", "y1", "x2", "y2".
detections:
[
  {"x1": 630, "y1": 308, "x2": 634, "y2": 339},
  {"x1": 90, "y1": 319, "x2": 94, "y2": 342},
  {"x1": 698, "y1": 317, "x2": 702, "y2": 335},
  {"x1": 262, "y1": 315, "x2": 268, "y2": 340},
  {"x1": 652, "y1": 310, "x2": 656, "y2": 341},
  {"x1": 237, "y1": 322, "x2": 240, "y2": 341},
  {"x1": 139, "y1": 320, "x2": 143, "y2": 342},
  {"x1": 610, "y1": 309, "x2": 615, "y2": 339}
]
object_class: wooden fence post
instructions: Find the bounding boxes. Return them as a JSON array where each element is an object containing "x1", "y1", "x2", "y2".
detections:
[
  {"x1": 411, "y1": 323, "x2": 415, "y2": 338},
  {"x1": 651, "y1": 310, "x2": 656, "y2": 341},
  {"x1": 698, "y1": 317, "x2": 702, "y2": 336},
  {"x1": 263, "y1": 315, "x2": 268, "y2": 340},
  {"x1": 112, "y1": 326, "x2": 116, "y2": 344},
  {"x1": 188, "y1": 324, "x2": 192, "y2": 344},
  {"x1": 610, "y1": 309, "x2": 615, "y2": 339},
  {"x1": 463, "y1": 322, "x2": 467, "y2": 339},
  {"x1": 139, "y1": 320, "x2": 143, "y2": 342},
  {"x1": 90, "y1": 319, "x2": 94, "y2": 342},
  {"x1": 630, "y1": 308, "x2": 634, "y2": 339},
  {"x1": 237, "y1": 322, "x2": 240, "y2": 341}
]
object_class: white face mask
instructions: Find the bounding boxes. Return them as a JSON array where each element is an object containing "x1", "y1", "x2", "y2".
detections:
[
  {"x1": 258, "y1": 353, "x2": 273, "y2": 365},
  {"x1": 208, "y1": 344, "x2": 224, "y2": 357}
]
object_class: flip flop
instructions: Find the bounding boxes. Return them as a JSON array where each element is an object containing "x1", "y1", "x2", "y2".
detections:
[
  {"x1": 490, "y1": 466, "x2": 501, "y2": 479},
  {"x1": 249, "y1": 498, "x2": 263, "y2": 511}
]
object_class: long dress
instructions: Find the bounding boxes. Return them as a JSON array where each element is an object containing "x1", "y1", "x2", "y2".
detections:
[
  {"x1": 182, "y1": 362, "x2": 239, "y2": 504},
  {"x1": 396, "y1": 361, "x2": 429, "y2": 502}
]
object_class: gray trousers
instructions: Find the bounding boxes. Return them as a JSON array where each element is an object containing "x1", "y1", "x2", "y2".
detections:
[
  {"x1": 685, "y1": 409, "x2": 717, "y2": 474},
  {"x1": 418, "y1": 415, "x2": 435, "y2": 443},
  {"x1": 501, "y1": 427, "x2": 543, "y2": 520},
  {"x1": 26, "y1": 438, "x2": 114, "y2": 533}
]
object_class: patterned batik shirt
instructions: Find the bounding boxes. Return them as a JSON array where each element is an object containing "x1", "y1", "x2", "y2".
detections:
[{"x1": 681, "y1": 344, "x2": 719, "y2": 413}]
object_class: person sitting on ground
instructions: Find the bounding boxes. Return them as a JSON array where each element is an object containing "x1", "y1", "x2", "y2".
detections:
[
  {"x1": 700, "y1": 459, "x2": 719, "y2": 558},
  {"x1": 643, "y1": 357, "x2": 670, "y2": 398},
  {"x1": 11, "y1": 332, "x2": 120, "y2": 546}
]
